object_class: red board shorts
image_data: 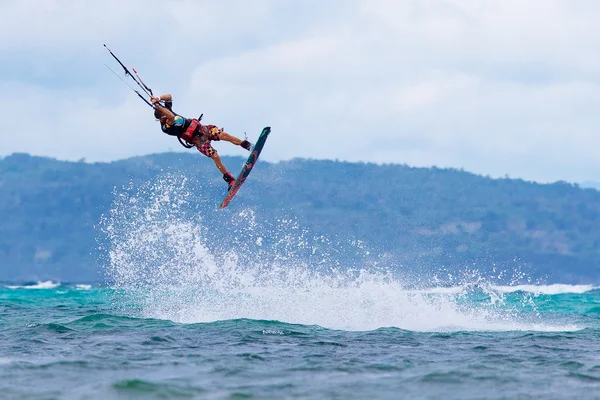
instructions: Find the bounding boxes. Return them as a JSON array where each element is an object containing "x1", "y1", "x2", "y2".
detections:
[{"x1": 195, "y1": 125, "x2": 223, "y2": 158}]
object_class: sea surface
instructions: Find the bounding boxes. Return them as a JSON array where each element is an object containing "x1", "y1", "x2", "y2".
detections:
[
  {"x1": 1, "y1": 281, "x2": 599, "y2": 400},
  {"x1": 3, "y1": 177, "x2": 600, "y2": 399}
]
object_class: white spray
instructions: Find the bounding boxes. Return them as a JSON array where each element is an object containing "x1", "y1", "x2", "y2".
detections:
[{"x1": 100, "y1": 174, "x2": 579, "y2": 332}]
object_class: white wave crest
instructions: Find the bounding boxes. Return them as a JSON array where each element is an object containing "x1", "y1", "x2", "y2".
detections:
[
  {"x1": 492, "y1": 284, "x2": 596, "y2": 295},
  {"x1": 409, "y1": 284, "x2": 597, "y2": 295},
  {"x1": 6, "y1": 281, "x2": 61, "y2": 290}
]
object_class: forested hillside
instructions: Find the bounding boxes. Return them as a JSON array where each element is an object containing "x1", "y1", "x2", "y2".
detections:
[{"x1": 1, "y1": 153, "x2": 599, "y2": 283}]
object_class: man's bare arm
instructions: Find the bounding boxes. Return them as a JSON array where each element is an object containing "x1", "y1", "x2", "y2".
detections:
[
  {"x1": 152, "y1": 93, "x2": 173, "y2": 103},
  {"x1": 153, "y1": 102, "x2": 176, "y2": 125}
]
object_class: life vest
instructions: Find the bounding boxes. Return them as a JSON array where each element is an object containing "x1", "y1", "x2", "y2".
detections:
[
  {"x1": 161, "y1": 113, "x2": 204, "y2": 149},
  {"x1": 179, "y1": 119, "x2": 200, "y2": 144}
]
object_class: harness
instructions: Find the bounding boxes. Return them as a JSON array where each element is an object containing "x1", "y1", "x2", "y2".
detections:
[{"x1": 177, "y1": 113, "x2": 204, "y2": 149}]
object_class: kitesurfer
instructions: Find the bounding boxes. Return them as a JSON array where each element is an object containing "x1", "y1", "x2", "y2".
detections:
[{"x1": 151, "y1": 94, "x2": 252, "y2": 190}]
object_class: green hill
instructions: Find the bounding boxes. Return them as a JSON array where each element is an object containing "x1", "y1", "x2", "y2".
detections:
[{"x1": 1, "y1": 153, "x2": 599, "y2": 284}]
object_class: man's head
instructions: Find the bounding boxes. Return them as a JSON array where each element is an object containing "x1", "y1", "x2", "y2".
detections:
[{"x1": 154, "y1": 108, "x2": 168, "y2": 123}]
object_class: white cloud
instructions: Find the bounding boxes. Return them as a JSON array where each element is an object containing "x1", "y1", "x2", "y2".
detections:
[{"x1": 1, "y1": 0, "x2": 600, "y2": 182}]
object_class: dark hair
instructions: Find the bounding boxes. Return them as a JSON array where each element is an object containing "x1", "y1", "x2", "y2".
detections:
[{"x1": 154, "y1": 108, "x2": 163, "y2": 119}]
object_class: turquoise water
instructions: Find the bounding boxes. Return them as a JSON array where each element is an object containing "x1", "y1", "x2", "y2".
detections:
[
  {"x1": 1, "y1": 282, "x2": 599, "y2": 399},
  {"x1": 3, "y1": 176, "x2": 599, "y2": 399}
]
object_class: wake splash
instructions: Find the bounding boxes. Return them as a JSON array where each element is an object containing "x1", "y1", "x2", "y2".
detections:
[{"x1": 100, "y1": 175, "x2": 580, "y2": 333}]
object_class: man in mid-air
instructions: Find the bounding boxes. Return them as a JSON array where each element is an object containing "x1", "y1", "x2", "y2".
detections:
[{"x1": 151, "y1": 94, "x2": 252, "y2": 190}]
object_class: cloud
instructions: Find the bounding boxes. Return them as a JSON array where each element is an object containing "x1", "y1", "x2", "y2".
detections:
[{"x1": 1, "y1": 0, "x2": 599, "y2": 182}]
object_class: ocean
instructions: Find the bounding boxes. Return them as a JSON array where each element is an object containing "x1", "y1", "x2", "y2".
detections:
[
  {"x1": 2, "y1": 177, "x2": 599, "y2": 399},
  {"x1": 1, "y1": 282, "x2": 599, "y2": 400}
]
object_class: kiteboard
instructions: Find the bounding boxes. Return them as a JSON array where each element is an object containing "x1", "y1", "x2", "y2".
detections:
[{"x1": 219, "y1": 126, "x2": 271, "y2": 209}]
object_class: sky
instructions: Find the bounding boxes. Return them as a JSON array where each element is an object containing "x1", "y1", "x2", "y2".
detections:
[{"x1": 0, "y1": 0, "x2": 599, "y2": 183}]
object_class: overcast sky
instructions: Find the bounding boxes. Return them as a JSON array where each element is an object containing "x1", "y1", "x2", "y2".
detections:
[{"x1": 0, "y1": 0, "x2": 599, "y2": 183}]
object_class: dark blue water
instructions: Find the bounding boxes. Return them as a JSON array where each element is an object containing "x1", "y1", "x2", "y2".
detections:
[{"x1": 1, "y1": 283, "x2": 599, "y2": 399}]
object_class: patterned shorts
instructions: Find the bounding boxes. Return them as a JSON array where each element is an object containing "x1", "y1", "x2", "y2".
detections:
[
  {"x1": 195, "y1": 126, "x2": 223, "y2": 158},
  {"x1": 206, "y1": 125, "x2": 223, "y2": 141}
]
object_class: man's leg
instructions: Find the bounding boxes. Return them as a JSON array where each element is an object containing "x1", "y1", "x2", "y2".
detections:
[
  {"x1": 210, "y1": 153, "x2": 228, "y2": 175},
  {"x1": 210, "y1": 152, "x2": 235, "y2": 189},
  {"x1": 197, "y1": 141, "x2": 235, "y2": 188},
  {"x1": 219, "y1": 132, "x2": 243, "y2": 146},
  {"x1": 210, "y1": 127, "x2": 252, "y2": 150}
]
